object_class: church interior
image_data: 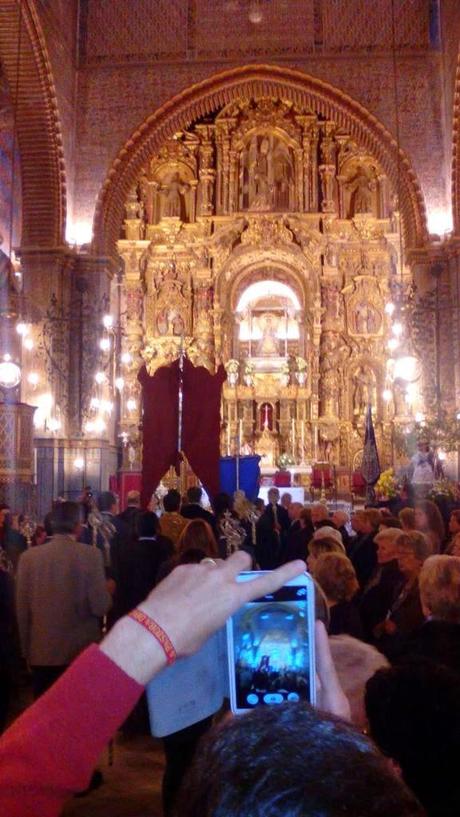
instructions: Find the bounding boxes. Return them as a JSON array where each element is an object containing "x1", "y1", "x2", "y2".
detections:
[
  {"x1": 1, "y1": 0, "x2": 460, "y2": 515},
  {"x1": 3, "y1": 3, "x2": 460, "y2": 816}
]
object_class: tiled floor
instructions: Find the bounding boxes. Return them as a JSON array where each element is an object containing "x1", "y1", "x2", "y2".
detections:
[{"x1": 62, "y1": 734, "x2": 165, "y2": 817}]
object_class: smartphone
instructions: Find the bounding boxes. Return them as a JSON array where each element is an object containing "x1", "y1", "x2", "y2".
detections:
[{"x1": 227, "y1": 571, "x2": 316, "y2": 714}]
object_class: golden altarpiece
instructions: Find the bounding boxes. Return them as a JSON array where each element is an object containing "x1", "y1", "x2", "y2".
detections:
[{"x1": 117, "y1": 96, "x2": 413, "y2": 480}]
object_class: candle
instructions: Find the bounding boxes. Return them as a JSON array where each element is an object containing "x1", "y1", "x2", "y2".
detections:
[
  {"x1": 301, "y1": 421, "x2": 305, "y2": 462},
  {"x1": 239, "y1": 419, "x2": 243, "y2": 451},
  {"x1": 227, "y1": 422, "x2": 231, "y2": 456}
]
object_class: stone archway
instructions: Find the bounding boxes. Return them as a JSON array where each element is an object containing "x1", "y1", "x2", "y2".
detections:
[
  {"x1": 94, "y1": 64, "x2": 428, "y2": 256},
  {"x1": 0, "y1": 1, "x2": 66, "y2": 248}
]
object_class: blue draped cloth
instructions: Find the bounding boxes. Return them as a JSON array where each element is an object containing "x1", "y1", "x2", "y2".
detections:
[{"x1": 219, "y1": 455, "x2": 261, "y2": 502}]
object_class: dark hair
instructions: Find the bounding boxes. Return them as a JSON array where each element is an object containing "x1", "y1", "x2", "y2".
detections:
[
  {"x1": 366, "y1": 661, "x2": 460, "y2": 817},
  {"x1": 138, "y1": 511, "x2": 159, "y2": 538},
  {"x1": 212, "y1": 492, "x2": 233, "y2": 518},
  {"x1": 97, "y1": 491, "x2": 117, "y2": 513},
  {"x1": 50, "y1": 501, "x2": 81, "y2": 534},
  {"x1": 43, "y1": 511, "x2": 53, "y2": 537},
  {"x1": 163, "y1": 489, "x2": 181, "y2": 513},
  {"x1": 450, "y1": 509, "x2": 460, "y2": 526},
  {"x1": 187, "y1": 486, "x2": 202, "y2": 504},
  {"x1": 180, "y1": 703, "x2": 423, "y2": 817}
]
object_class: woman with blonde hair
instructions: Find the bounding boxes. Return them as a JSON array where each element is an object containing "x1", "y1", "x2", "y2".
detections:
[
  {"x1": 414, "y1": 500, "x2": 445, "y2": 553},
  {"x1": 311, "y1": 552, "x2": 363, "y2": 639}
]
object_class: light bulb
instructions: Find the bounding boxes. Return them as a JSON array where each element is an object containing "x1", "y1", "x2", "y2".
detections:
[
  {"x1": 456, "y1": 411, "x2": 460, "y2": 421},
  {"x1": 94, "y1": 371, "x2": 105, "y2": 384},
  {"x1": 90, "y1": 397, "x2": 100, "y2": 409},
  {"x1": 85, "y1": 421, "x2": 95, "y2": 433},
  {"x1": 115, "y1": 377, "x2": 124, "y2": 390},
  {"x1": 94, "y1": 417, "x2": 106, "y2": 433},
  {"x1": 16, "y1": 322, "x2": 28, "y2": 336},
  {"x1": 385, "y1": 302, "x2": 395, "y2": 316},
  {"x1": 24, "y1": 337, "x2": 34, "y2": 350},
  {"x1": 48, "y1": 417, "x2": 61, "y2": 432},
  {"x1": 0, "y1": 360, "x2": 21, "y2": 388},
  {"x1": 438, "y1": 449, "x2": 447, "y2": 461},
  {"x1": 102, "y1": 314, "x2": 113, "y2": 329},
  {"x1": 387, "y1": 338, "x2": 399, "y2": 351},
  {"x1": 127, "y1": 398, "x2": 137, "y2": 412},
  {"x1": 27, "y1": 372, "x2": 39, "y2": 386},
  {"x1": 392, "y1": 322, "x2": 403, "y2": 337},
  {"x1": 382, "y1": 389, "x2": 392, "y2": 402},
  {"x1": 415, "y1": 412, "x2": 425, "y2": 422},
  {"x1": 99, "y1": 337, "x2": 111, "y2": 352},
  {"x1": 121, "y1": 352, "x2": 132, "y2": 365},
  {"x1": 74, "y1": 457, "x2": 84, "y2": 471}
]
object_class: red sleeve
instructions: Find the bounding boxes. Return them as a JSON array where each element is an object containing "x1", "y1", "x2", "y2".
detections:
[{"x1": 0, "y1": 645, "x2": 143, "y2": 817}]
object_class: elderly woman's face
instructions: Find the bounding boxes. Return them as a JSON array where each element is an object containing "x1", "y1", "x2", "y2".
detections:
[
  {"x1": 396, "y1": 544, "x2": 422, "y2": 578},
  {"x1": 376, "y1": 536, "x2": 398, "y2": 565},
  {"x1": 414, "y1": 507, "x2": 428, "y2": 530}
]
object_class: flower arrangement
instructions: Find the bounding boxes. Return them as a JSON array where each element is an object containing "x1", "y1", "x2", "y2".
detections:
[
  {"x1": 428, "y1": 479, "x2": 457, "y2": 501},
  {"x1": 278, "y1": 452, "x2": 295, "y2": 470},
  {"x1": 375, "y1": 468, "x2": 398, "y2": 498}
]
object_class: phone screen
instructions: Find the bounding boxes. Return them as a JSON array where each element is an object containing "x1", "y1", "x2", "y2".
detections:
[{"x1": 228, "y1": 576, "x2": 315, "y2": 712}]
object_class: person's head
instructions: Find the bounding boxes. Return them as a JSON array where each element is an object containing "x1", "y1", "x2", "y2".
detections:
[
  {"x1": 181, "y1": 703, "x2": 424, "y2": 817},
  {"x1": 97, "y1": 491, "x2": 118, "y2": 515},
  {"x1": 419, "y1": 555, "x2": 460, "y2": 623},
  {"x1": 299, "y1": 507, "x2": 312, "y2": 529},
  {"x1": 31, "y1": 525, "x2": 46, "y2": 547},
  {"x1": 288, "y1": 501, "x2": 303, "y2": 521},
  {"x1": 414, "y1": 500, "x2": 445, "y2": 542},
  {"x1": 374, "y1": 527, "x2": 404, "y2": 565},
  {"x1": 399, "y1": 507, "x2": 416, "y2": 532},
  {"x1": 137, "y1": 511, "x2": 159, "y2": 538},
  {"x1": 307, "y1": 535, "x2": 344, "y2": 572},
  {"x1": 163, "y1": 488, "x2": 181, "y2": 513},
  {"x1": 449, "y1": 509, "x2": 460, "y2": 535},
  {"x1": 0, "y1": 504, "x2": 10, "y2": 526},
  {"x1": 187, "y1": 486, "x2": 203, "y2": 505},
  {"x1": 255, "y1": 497, "x2": 265, "y2": 515},
  {"x1": 312, "y1": 552, "x2": 359, "y2": 605},
  {"x1": 310, "y1": 502, "x2": 329, "y2": 524},
  {"x1": 212, "y1": 492, "x2": 233, "y2": 518},
  {"x1": 447, "y1": 531, "x2": 460, "y2": 557},
  {"x1": 126, "y1": 490, "x2": 140, "y2": 508},
  {"x1": 329, "y1": 635, "x2": 389, "y2": 728},
  {"x1": 280, "y1": 492, "x2": 292, "y2": 510},
  {"x1": 177, "y1": 519, "x2": 218, "y2": 559},
  {"x1": 267, "y1": 487, "x2": 280, "y2": 505},
  {"x1": 50, "y1": 501, "x2": 82, "y2": 537},
  {"x1": 378, "y1": 516, "x2": 402, "y2": 531},
  {"x1": 332, "y1": 509, "x2": 349, "y2": 529},
  {"x1": 351, "y1": 508, "x2": 380, "y2": 534},
  {"x1": 395, "y1": 531, "x2": 431, "y2": 579},
  {"x1": 366, "y1": 661, "x2": 460, "y2": 817}
]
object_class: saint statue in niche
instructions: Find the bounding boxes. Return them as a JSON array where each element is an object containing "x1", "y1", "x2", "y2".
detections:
[
  {"x1": 160, "y1": 172, "x2": 189, "y2": 220},
  {"x1": 353, "y1": 366, "x2": 376, "y2": 416},
  {"x1": 156, "y1": 308, "x2": 185, "y2": 336},
  {"x1": 346, "y1": 168, "x2": 375, "y2": 216},
  {"x1": 354, "y1": 301, "x2": 379, "y2": 334},
  {"x1": 249, "y1": 138, "x2": 272, "y2": 211},
  {"x1": 256, "y1": 312, "x2": 280, "y2": 356},
  {"x1": 272, "y1": 146, "x2": 292, "y2": 210}
]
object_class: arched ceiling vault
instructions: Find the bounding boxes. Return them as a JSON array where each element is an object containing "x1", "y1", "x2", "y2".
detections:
[
  {"x1": 0, "y1": 0, "x2": 66, "y2": 248},
  {"x1": 93, "y1": 64, "x2": 428, "y2": 256}
]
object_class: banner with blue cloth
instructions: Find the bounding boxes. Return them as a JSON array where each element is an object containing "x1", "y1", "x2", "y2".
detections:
[{"x1": 219, "y1": 455, "x2": 261, "y2": 502}]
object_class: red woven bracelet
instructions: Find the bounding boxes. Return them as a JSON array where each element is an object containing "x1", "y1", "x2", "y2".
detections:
[{"x1": 128, "y1": 609, "x2": 177, "y2": 665}]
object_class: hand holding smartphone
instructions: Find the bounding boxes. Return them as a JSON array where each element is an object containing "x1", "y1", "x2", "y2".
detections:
[{"x1": 226, "y1": 571, "x2": 316, "y2": 714}]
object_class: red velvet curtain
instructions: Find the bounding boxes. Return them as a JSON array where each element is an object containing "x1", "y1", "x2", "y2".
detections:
[{"x1": 138, "y1": 359, "x2": 226, "y2": 505}]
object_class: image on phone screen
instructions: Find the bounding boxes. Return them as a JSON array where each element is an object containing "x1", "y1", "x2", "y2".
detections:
[{"x1": 228, "y1": 575, "x2": 315, "y2": 712}]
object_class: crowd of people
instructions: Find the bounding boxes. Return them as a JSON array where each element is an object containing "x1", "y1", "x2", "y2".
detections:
[{"x1": 1, "y1": 481, "x2": 460, "y2": 816}]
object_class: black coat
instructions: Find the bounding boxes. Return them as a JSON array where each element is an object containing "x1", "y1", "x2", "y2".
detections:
[
  {"x1": 348, "y1": 532, "x2": 377, "y2": 589},
  {"x1": 113, "y1": 534, "x2": 174, "y2": 619}
]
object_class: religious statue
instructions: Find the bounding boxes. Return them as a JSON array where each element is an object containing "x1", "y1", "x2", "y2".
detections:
[
  {"x1": 322, "y1": 282, "x2": 341, "y2": 322},
  {"x1": 249, "y1": 138, "x2": 272, "y2": 211},
  {"x1": 139, "y1": 173, "x2": 157, "y2": 224},
  {"x1": 347, "y1": 168, "x2": 375, "y2": 216},
  {"x1": 353, "y1": 366, "x2": 376, "y2": 416},
  {"x1": 156, "y1": 307, "x2": 184, "y2": 336},
  {"x1": 354, "y1": 301, "x2": 379, "y2": 334},
  {"x1": 160, "y1": 172, "x2": 189, "y2": 220},
  {"x1": 272, "y1": 145, "x2": 292, "y2": 210},
  {"x1": 409, "y1": 440, "x2": 443, "y2": 492},
  {"x1": 256, "y1": 312, "x2": 280, "y2": 356}
]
